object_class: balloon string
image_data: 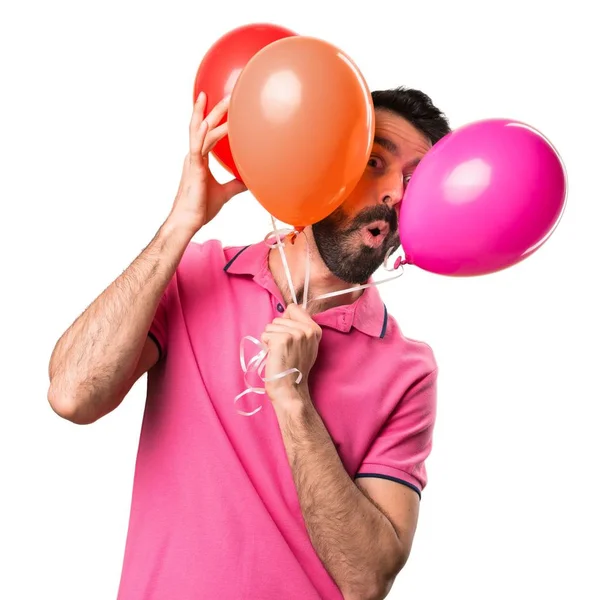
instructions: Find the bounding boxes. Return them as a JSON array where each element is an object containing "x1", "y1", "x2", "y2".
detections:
[
  {"x1": 302, "y1": 230, "x2": 311, "y2": 310},
  {"x1": 267, "y1": 214, "x2": 298, "y2": 305},
  {"x1": 279, "y1": 222, "x2": 405, "y2": 303},
  {"x1": 312, "y1": 248, "x2": 405, "y2": 301},
  {"x1": 234, "y1": 336, "x2": 303, "y2": 417},
  {"x1": 235, "y1": 218, "x2": 304, "y2": 416},
  {"x1": 234, "y1": 217, "x2": 406, "y2": 416},
  {"x1": 269, "y1": 219, "x2": 405, "y2": 305}
]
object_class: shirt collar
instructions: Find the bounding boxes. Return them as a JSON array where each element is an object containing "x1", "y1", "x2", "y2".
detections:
[{"x1": 224, "y1": 242, "x2": 388, "y2": 339}]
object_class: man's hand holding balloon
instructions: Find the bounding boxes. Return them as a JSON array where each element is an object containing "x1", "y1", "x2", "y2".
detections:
[{"x1": 166, "y1": 93, "x2": 246, "y2": 238}]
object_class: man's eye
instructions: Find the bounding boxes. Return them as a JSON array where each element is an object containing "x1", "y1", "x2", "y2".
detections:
[
  {"x1": 404, "y1": 174, "x2": 412, "y2": 185},
  {"x1": 368, "y1": 156, "x2": 384, "y2": 169}
]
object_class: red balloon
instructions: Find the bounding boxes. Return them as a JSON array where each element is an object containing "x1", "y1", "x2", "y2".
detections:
[{"x1": 193, "y1": 23, "x2": 296, "y2": 180}]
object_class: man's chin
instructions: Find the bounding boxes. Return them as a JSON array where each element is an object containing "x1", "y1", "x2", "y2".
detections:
[
  {"x1": 359, "y1": 238, "x2": 398, "y2": 262},
  {"x1": 332, "y1": 251, "x2": 388, "y2": 284}
]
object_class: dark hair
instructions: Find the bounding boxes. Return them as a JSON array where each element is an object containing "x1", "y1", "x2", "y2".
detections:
[{"x1": 371, "y1": 86, "x2": 451, "y2": 145}]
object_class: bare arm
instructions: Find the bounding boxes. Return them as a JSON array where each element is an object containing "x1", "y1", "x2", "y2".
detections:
[
  {"x1": 262, "y1": 305, "x2": 416, "y2": 600},
  {"x1": 47, "y1": 221, "x2": 193, "y2": 424},
  {"x1": 47, "y1": 92, "x2": 245, "y2": 425},
  {"x1": 274, "y1": 399, "x2": 409, "y2": 600}
]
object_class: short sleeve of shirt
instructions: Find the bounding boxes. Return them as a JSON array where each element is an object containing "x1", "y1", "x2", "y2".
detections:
[
  {"x1": 355, "y1": 368, "x2": 438, "y2": 499},
  {"x1": 148, "y1": 274, "x2": 176, "y2": 362}
]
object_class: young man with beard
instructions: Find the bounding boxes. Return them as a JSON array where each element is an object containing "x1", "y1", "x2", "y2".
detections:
[{"x1": 47, "y1": 86, "x2": 450, "y2": 600}]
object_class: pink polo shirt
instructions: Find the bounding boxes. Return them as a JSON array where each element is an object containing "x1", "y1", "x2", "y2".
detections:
[{"x1": 117, "y1": 239, "x2": 437, "y2": 600}]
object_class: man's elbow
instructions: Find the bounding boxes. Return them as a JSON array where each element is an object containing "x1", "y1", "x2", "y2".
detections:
[
  {"x1": 48, "y1": 390, "x2": 84, "y2": 424},
  {"x1": 365, "y1": 570, "x2": 403, "y2": 600},
  {"x1": 342, "y1": 577, "x2": 396, "y2": 600},
  {"x1": 373, "y1": 568, "x2": 403, "y2": 600},
  {"x1": 342, "y1": 545, "x2": 407, "y2": 600},
  {"x1": 47, "y1": 387, "x2": 102, "y2": 425},
  {"x1": 341, "y1": 569, "x2": 403, "y2": 600}
]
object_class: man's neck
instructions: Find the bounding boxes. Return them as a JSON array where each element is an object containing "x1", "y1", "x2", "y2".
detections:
[{"x1": 267, "y1": 228, "x2": 364, "y2": 315}]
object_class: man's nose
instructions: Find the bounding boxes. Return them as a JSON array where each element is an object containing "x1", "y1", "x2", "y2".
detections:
[{"x1": 380, "y1": 174, "x2": 404, "y2": 208}]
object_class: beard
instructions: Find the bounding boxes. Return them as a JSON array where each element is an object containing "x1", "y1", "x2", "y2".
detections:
[{"x1": 312, "y1": 204, "x2": 400, "y2": 284}]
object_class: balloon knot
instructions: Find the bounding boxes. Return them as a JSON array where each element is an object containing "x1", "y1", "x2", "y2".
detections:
[
  {"x1": 289, "y1": 226, "x2": 305, "y2": 245},
  {"x1": 394, "y1": 257, "x2": 407, "y2": 270}
]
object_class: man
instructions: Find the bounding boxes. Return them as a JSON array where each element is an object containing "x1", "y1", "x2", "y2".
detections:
[{"x1": 47, "y1": 86, "x2": 450, "y2": 600}]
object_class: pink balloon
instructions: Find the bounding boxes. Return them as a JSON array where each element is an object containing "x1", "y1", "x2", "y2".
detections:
[{"x1": 398, "y1": 119, "x2": 567, "y2": 276}]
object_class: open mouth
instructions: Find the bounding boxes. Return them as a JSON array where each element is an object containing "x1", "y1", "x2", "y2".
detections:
[{"x1": 361, "y1": 221, "x2": 391, "y2": 248}]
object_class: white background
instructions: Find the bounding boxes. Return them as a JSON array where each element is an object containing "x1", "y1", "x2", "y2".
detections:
[{"x1": 1, "y1": 0, "x2": 598, "y2": 598}]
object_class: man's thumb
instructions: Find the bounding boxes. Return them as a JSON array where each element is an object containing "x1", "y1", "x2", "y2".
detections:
[{"x1": 223, "y1": 178, "x2": 248, "y2": 201}]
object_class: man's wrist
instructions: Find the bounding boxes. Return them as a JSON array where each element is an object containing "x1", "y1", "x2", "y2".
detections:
[
  {"x1": 269, "y1": 383, "x2": 310, "y2": 413},
  {"x1": 160, "y1": 213, "x2": 199, "y2": 243}
]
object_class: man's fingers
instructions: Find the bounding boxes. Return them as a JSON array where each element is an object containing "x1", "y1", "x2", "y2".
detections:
[
  {"x1": 264, "y1": 324, "x2": 295, "y2": 335},
  {"x1": 265, "y1": 320, "x2": 317, "y2": 344},
  {"x1": 203, "y1": 122, "x2": 228, "y2": 155},
  {"x1": 190, "y1": 92, "x2": 207, "y2": 137},
  {"x1": 281, "y1": 306, "x2": 322, "y2": 340},
  {"x1": 265, "y1": 321, "x2": 311, "y2": 335},
  {"x1": 191, "y1": 92, "x2": 232, "y2": 164},
  {"x1": 190, "y1": 92, "x2": 209, "y2": 160},
  {"x1": 261, "y1": 330, "x2": 292, "y2": 347},
  {"x1": 284, "y1": 304, "x2": 317, "y2": 325},
  {"x1": 190, "y1": 120, "x2": 209, "y2": 165},
  {"x1": 204, "y1": 94, "x2": 231, "y2": 129},
  {"x1": 270, "y1": 318, "x2": 313, "y2": 335}
]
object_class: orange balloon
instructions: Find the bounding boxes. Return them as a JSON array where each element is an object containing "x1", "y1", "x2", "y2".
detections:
[{"x1": 228, "y1": 36, "x2": 375, "y2": 228}]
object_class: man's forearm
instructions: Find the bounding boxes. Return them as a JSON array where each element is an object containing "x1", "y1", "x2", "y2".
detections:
[
  {"x1": 47, "y1": 219, "x2": 193, "y2": 423},
  {"x1": 273, "y1": 392, "x2": 403, "y2": 600}
]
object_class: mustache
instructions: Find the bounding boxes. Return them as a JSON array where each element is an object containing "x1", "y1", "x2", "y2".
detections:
[{"x1": 345, "y1": 205, "x2": 398, "y2": 234}]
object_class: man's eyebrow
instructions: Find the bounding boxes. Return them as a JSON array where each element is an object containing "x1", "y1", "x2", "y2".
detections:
[
  {"x1": 406, "y1": 157, "x2": 423, "y2": 169},
  {"x1": 373, "y1": 136, "x2": 398, "y2": 155},
  {"x1": 374, "y1": 135, "x2": 425, "y2": 169}
]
